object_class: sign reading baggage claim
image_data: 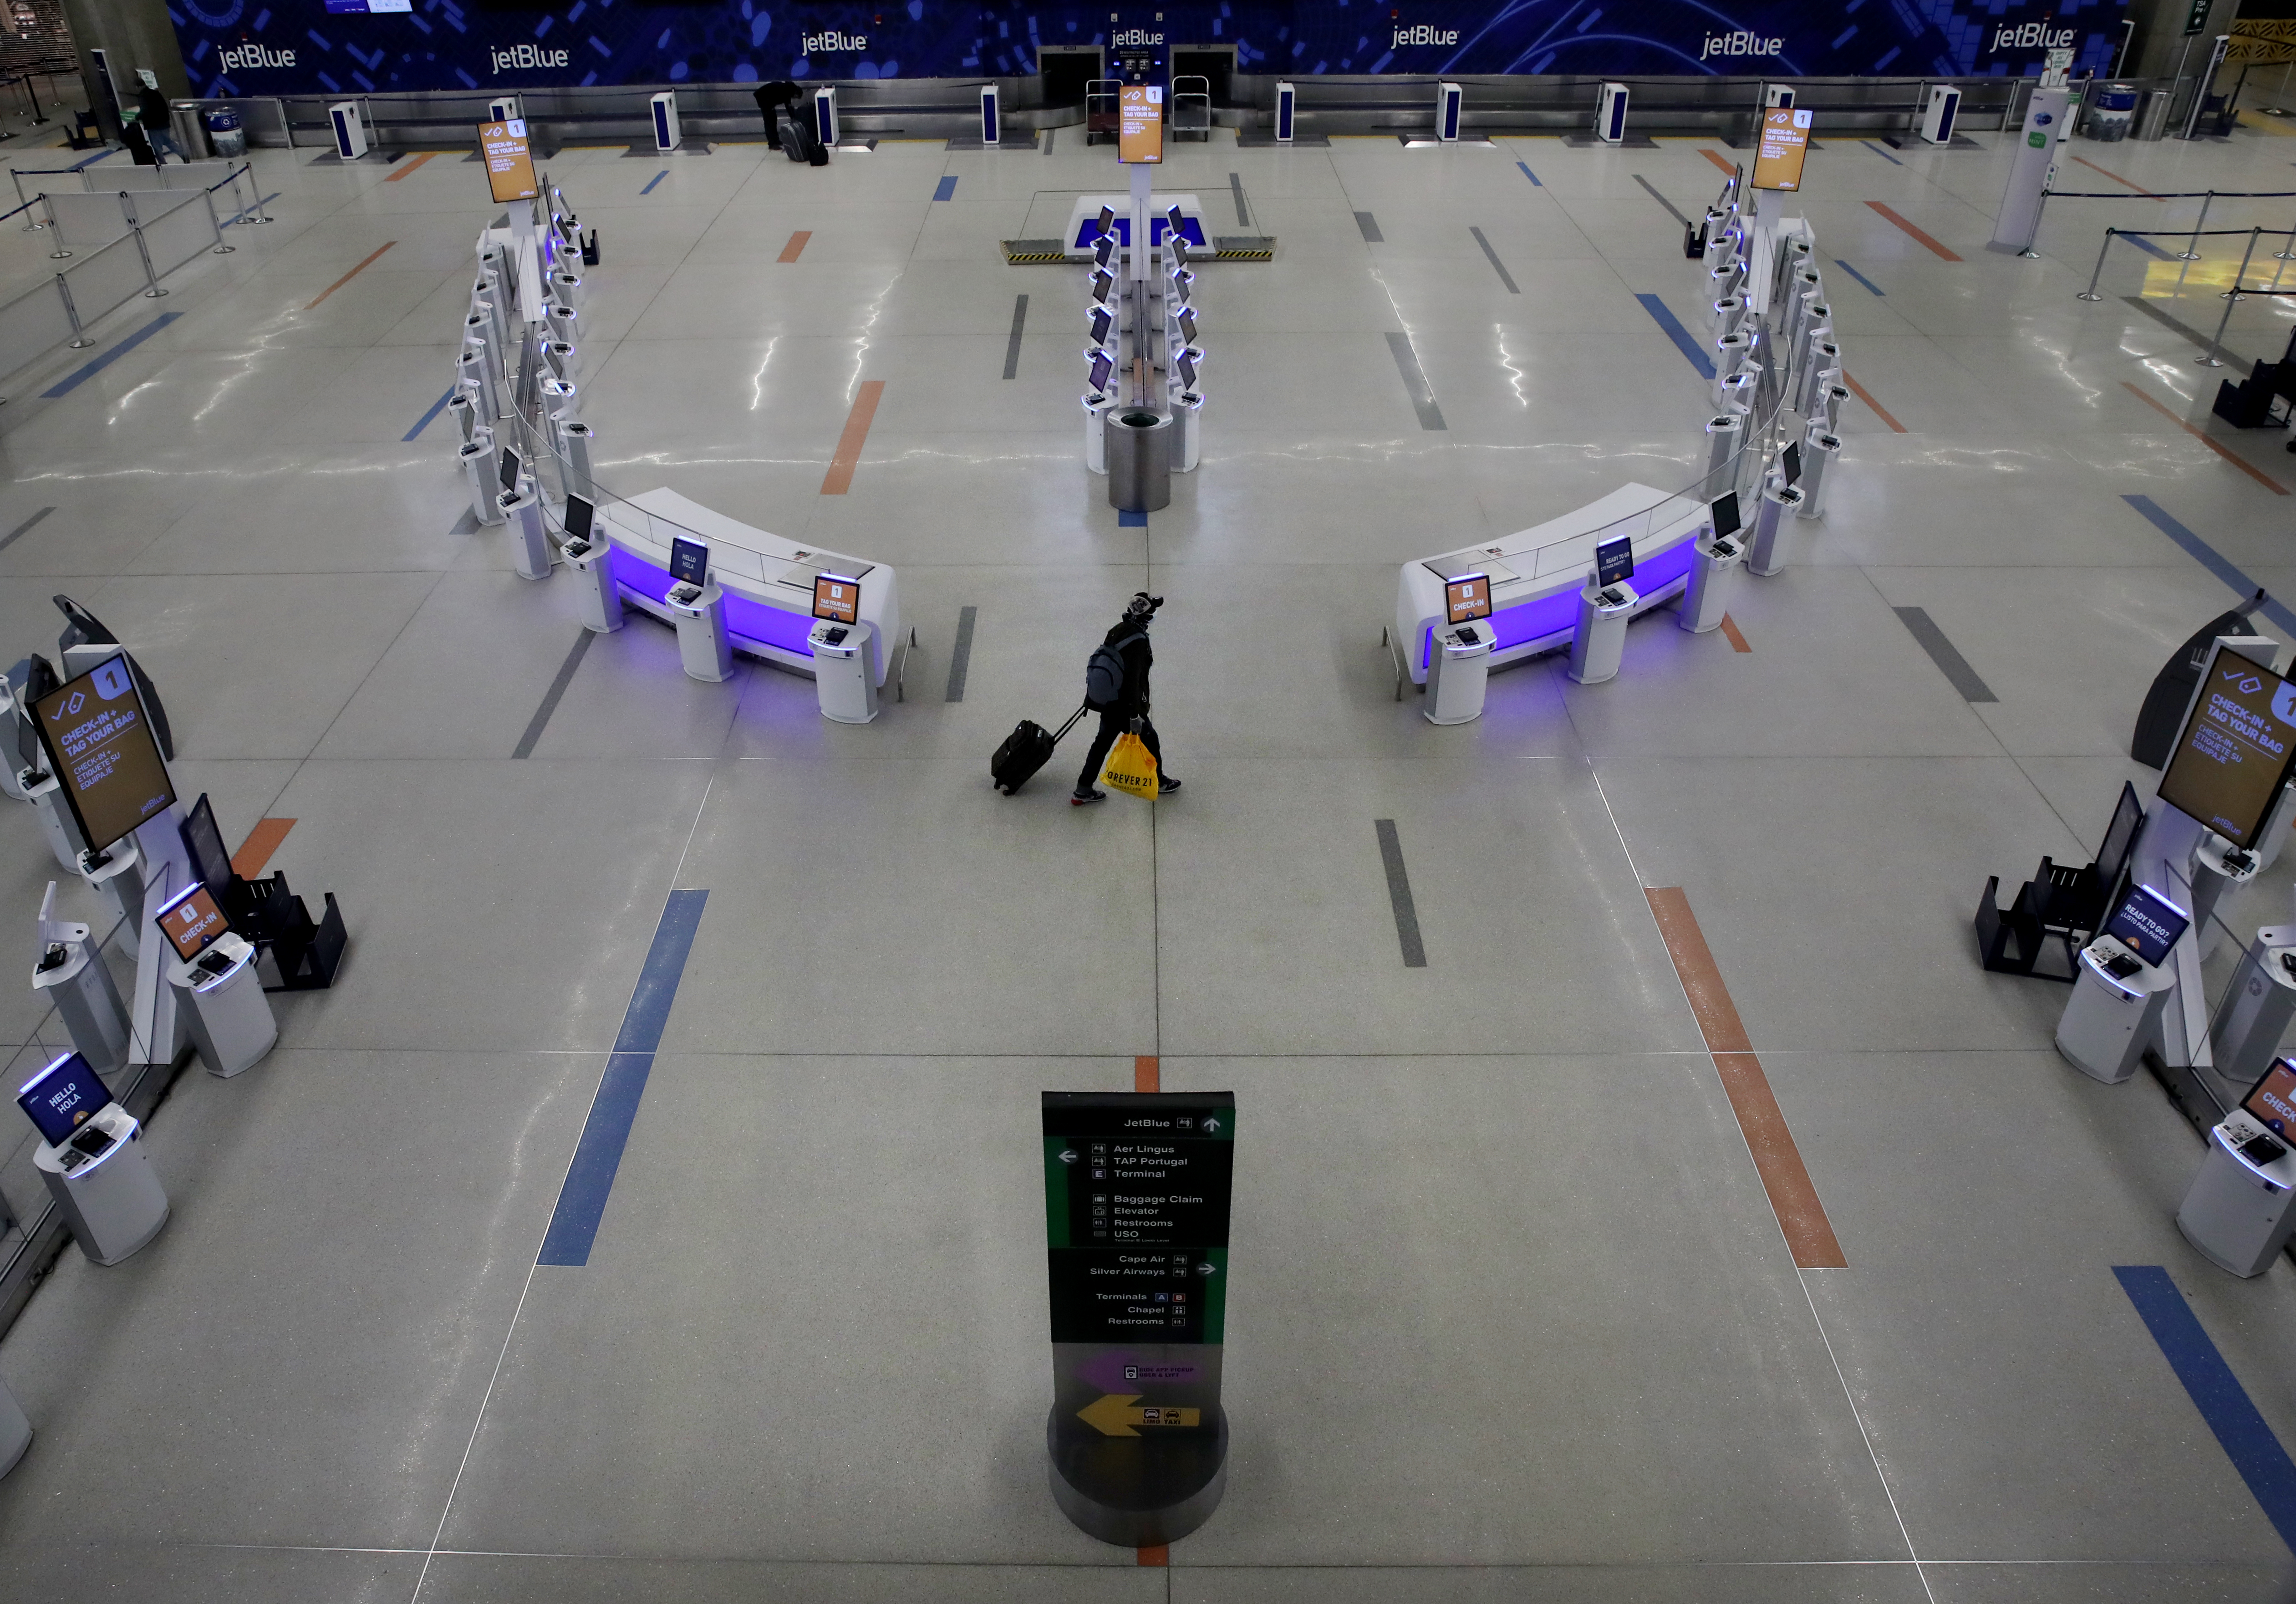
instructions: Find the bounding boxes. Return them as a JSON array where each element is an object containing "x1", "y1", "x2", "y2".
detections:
[
  {"x1": 2158, "y1": 649, "x2": 2296, "y2": 848},
  {"x1": 1041, "y1": 1090, "x2": 1232, "y2": 1544}
]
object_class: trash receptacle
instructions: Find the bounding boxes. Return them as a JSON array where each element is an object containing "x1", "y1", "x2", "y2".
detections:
[
  {"x1": 2087, "y1": 83, "x2": 2138, "y2": 141},
  {"x1": 1105, "y1": 408, "x2": 1172, "y2": 513},
  {"x1": 2135, "y1": 88, "x2": 2174, "y2": 141},
  {"x1": 204, "y1": 107, "x2": 244, "y2": 158},
  {"x1": 170, "y1": 100, "x2": 208, "y2": 158}
]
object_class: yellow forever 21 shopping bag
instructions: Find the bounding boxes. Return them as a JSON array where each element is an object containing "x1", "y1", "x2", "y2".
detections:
[{"x1": 1101, "y1": 724, "x2": 1160, "y2": 800}]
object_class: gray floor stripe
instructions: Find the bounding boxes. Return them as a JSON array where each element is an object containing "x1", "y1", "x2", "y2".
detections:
[
  {"x1": 2122, "y1": 292, "x2": 2239, "y2": 358},
  {"x1": 1893, "y1": 606, "x2": 1998, "y2": 703},
  {"x1": 1375, "y1": 819, "x2": 1428, "y2": 968},
  {"x1": 0, "y1": 506, "x2": 55, "y2": 552},
  {"x1": 1355, "y1": 210, "x2": 1384, "y2": 243},
  {"x1": 1385, "y1": 332, "x2": 1446, "y2": 430},
  {"x1": 1042, "y1": 128, "x2": 1054, "y2": 154},
  {"x1": 1469, "y1": 226, "x2": 1520, "y2": 294},
  {"x1": 1229, "y1": 171, "x2": 1249, "y2": 226},
  {"x1": 945, "y1": 605, "x2": 977, "y2": 702},
  {"x1": 1003, "y1": 293, "x2": 1028, "y2": 380},
  {"x1": 1633, "y1": 174, "x2": 1689, "y2": 225},
  {"x1": 514, "y1": 629, "x2": 596, "y2": 757}
]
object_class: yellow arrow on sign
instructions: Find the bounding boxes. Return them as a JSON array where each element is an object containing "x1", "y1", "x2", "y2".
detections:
[{"x1": 1077, "y1": 1394, "x2": 1202, "y2": 1437}]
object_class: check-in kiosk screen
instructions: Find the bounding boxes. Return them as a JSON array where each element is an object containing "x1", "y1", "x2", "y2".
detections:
[
  {"x1": 1595, "y1": 535, "x2": 1635, "y2": 587},
  {"x1": 1093, "y1": 233, "x2": 1116, "y2": 269},
  {"x1": 1087, "y1": 350, "x2": 1115, "y2": 394},
  {"x1": 1751, "y1": 107, "x2": 1812, "y2": 191},
  {"x1": 180, "y1": 793, "x2": 234, "y2": 894},
  {"x1": 1096, "y1": 204, "x2": 1115, "y2": 238},
  {"x1": 1446, "y1": 575, "x2": 1492, "y2": 623},
  {"x1": 1090, "y1": 270, "x2": 1115, "y2": 306},
  {"x1": 813, "y1": 573, "x2": 860, "y2": 624},
  {"x1": 1119, "y1": 84, "x2": 1164, "y2": 164},
  {"x1": 478, "y1": 119, "x2": 539, "y2": 204},
  {"x1": 2157, "y1": 649, "x2": 2296, "y2": 847},
  {"x1": 498, "y1": 447, "x2": 521, "y2": 495},
  {"x1": 1712, "y1": 492, "x2": 1742, "y2": 538},
  {"x1": 668, "y1": 537, "x2": 708, "y2": 588},
  {"x1": 2244, "y1": 1060, "x2": 2296, "y2": 1136},
  {"x1": 563, "y1": 495, "x2": 594, "y2": 541},
  {"x1": 32, "y1": 653, "x2": 175, "y2": 853},
  {"x1": 1782, "y1": 440, "x2": 1803, "y2": 485},
  {"x1": 156, "y1": 881, "x2": 230, "y2": 962},
  {"x1": 1176, "y1": 350, "x2": 1199, "y2": 392},
  {"x1": 1089, "y1": 305, "x2": 1114, "y2": 345},
  {"x1": 2103, "y1": 883, "x2": 2189, "y2": 965},
  {"x1": 1176, "y1": 307, "x2": 1197, "y2": 347},
  {"x1": 17, "y1": 1051, "x2": 107, "y2": 1145}
]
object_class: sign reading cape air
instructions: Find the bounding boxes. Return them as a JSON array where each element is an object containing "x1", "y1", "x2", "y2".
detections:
[{"x1": 169, "y1": 0, "x2": 2131, "y2": 100}]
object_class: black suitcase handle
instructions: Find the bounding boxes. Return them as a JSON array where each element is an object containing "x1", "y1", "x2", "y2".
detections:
[{"x1": 1053, "y1": 703, "x2": 1089, "y2": 741}]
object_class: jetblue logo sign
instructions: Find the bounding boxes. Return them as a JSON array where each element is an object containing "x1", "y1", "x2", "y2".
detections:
[
  {"x1": 1701, "y1": 31, "x2": 1782, "y2": 59},
  {"x1": 218, "y1": 42, "x2": 295, "y2": 69},
  {"x1": 1988, "y1": 21, "x2": 2075, "y2": 53},
  {"x1": 802, "y1": 31, "x2": 866, "y2": 52},
  {"x1": 1393, "y1": 24, "x2": 1461, "y2": 45},
  {"x1": 1112, "y1": 29, "x2": 1163, "y2": 45},
  {"x1": 492, "y1": 44, "x2": 570, "y2": 72}
]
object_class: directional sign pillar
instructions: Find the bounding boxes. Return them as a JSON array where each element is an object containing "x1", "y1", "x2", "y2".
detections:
[{"x1": 1042, "y1": 1090, "x2": 1234, "y2": 1546}]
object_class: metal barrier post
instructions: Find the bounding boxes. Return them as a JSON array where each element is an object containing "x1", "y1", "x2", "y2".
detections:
[
  {"x1": 120, "y1": 194, "x2": 168, "y2": 298},
  {"x1": 41, "y1": 193, "x2": 66, "y2": 257},
  {"x1": 2200, "y1": 227, "x2": 2262, "y2": 368},
  {"x1": 2179, "y1": 190, "x2": 2212, "y2": 261},
  {"x1": 199, "y1": 186, "x2": 233, "y2": 254},
  {"x1": 2279, "y1": 204, "x2": 2296, "y2": 261},
  {"x1": 12, "y1": 169, "x2": 37, "y2": 230},
  {"x1": 55, "y1": 273, "x2": 92, "y2": 347},
  {"x1": 2078, "y1": 228, "x2": 2115, "y2": 300}
]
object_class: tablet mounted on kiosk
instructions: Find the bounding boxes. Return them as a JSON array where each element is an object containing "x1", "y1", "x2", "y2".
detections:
[
  {"x1": 1594, "y1": 534, "x2": 1635, "y2": 588},
  {"x1": 1176, "y1": 349, "x2": 1199, "y2": 392},
  {"x1": 1176, "y1": 307, "x2": 1198, "y2": 347},
  {"x1": 1089, "y1": 269, "x2": 1115, "y2": 306},
  {"x1": 668, "y1": 536, "x2": 708, "y2": 589},
  {"x1": 1095, "y1": 204, "x2": 1116, "y2": 239},
  {"x1": 1445, "y1": 574, "x2": 1492, "y2": 624},
  {"x1": 1088, "y1": 305, "x2": 1115, "y2": 347},
  {"x1": 17, "y1": 1051, "x2": 108, "y2": 1147},
  {"x1": 1711, "y1": 491, "x2": 1742, "y2": 540},
  {"x1": 155, "y1": 880, "x2": 231, "y2": 964},
  {"x1": 813, "y1": 573, "x2": 860, "y2": 625},
  {"x1": 1782, "y1": 440, "x2": 1803, "y2": 486},
  {"x1": 563, "y1": 495, "x2": 594, "y2": 544},
  {"x1": 498, "y1": 447, "x2": 522, "y2": 495},
  {"x1": 2242, "y1": 1059, "x2": 2296, "y2": 1138},
  {"x1": 2103, "y1": 882, "x2": 2189, "y2": 966},
  {"x1": 1087, "y1": 349, "x2": 1115, "y2": 395},
  {"x1": 1092, "y1": 233, "x2": 1117, "y2": 269}
]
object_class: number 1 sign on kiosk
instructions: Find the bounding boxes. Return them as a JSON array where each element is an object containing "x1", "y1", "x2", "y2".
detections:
[
  {"x1": 2157, "y1": 649, "x2": 2296, "y2": 849},
  {"x1": 479, "y1": 119, "x2": 538, "y2": 204}
]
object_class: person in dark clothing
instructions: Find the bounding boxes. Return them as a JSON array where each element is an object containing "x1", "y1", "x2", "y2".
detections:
[
  {"x1": 133, "y1": 78, "x2": 184, "y2": 163},
  {"x1": 753, "y1": 80, "x2": 799, "y2": 148},
  {"x1": 1074, "y1": 592, "x2": 1181, "y2": 804}
]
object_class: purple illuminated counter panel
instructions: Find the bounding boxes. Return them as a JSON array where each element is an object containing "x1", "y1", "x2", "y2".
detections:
[
  {"x1": 1395, "y1": 483, "x2": 1710, "y2": 684},
  {"x1": 594, "y1": 487, "x2": 901, "y2": 685}
]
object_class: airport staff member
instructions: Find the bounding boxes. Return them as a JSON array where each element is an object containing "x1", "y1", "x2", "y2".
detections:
[{"x1": 1074, "y1": 592, "x2": 1181, "y2": 804}]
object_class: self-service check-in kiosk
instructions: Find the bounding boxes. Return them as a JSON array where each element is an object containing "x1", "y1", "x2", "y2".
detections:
[
  {"x1": 979, "y1": 84, "x2": 1001, "y2": 146},
  {"x1": 81, "y1": 832, "x2": 145, "y2": 935},
  {"x1": 1680, "y1": 492, "x2": 1746, "y2": 634},
  {"x1": 667, "y1": 537, "x2": 734, "y2": 682},
  {"x1": 1568, "y1": 535, "x2": 1638, "y2": 685},
  {"x1": 2056, "y1": 883, "x2": 2187, "y2": 1083},
  {"x1": 1436, "y1": 81, "x2": 1463, "y2": 142},
  {"x1": 21, "y1": 769, "x2": 81, "y2": 873},
  {"x1": 2179, "y1": 1057, "x2": 2296, "y2": 1277},
  {"x1": 2189, "y1": 828, "x2": 2260, "y2": 954},
  {"x1": 1748, "y1": 480, "x2": 1803, "y2": 576},
  {"x1": 815, "y1": 87, "x2": 839, "y2": 149},
  {"x1": 561, "y1": 495, "x2": 624, "y2": 634},
  {"x1": 156, "y1": 881, "x2": 277, "y2": 1078},
  {"x1": 31, "y1": 883, "x2": 129, "y2": 1075},
  {"x1": 19, "y1": 1053, "x2": 167, "y2": 1266},
  {"x1": 329, "y1": 100, "x2": 368, "y2": 161},
  {"x1": 2211, "y1": 925, "x2": 2296, "y2": 1084},
  {"x1": 807, "y1": 573, "x2": 878, "y2": 724},
  {"x1": 1275, "y1": 81, "x2": 1296, "y2": 142},
  {"x1": 1920, "y1": 84, "x2": 1962, "y2": 146},
  {"x1": 1425, "y1": 574, "x2": 1493, "y2": 724},
  {"x1": 1595, "y1": 82, "x2": 1629, "y2": 144},
  {"x1": 498, "y1": 450, "x2": 550, "y2": 582},
  {"x1": 651, "y1": 91, "x2": 681, "y2": 153}
]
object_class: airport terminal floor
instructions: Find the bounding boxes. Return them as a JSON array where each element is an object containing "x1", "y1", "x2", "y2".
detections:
[{"x1": 8, "y1": 104, "x2": 2296, "y2": 1603}]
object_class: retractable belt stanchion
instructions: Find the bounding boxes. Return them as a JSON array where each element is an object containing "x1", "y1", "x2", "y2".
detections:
[
  {"x1": 167, "y1": 933, "x2": 277, "y2": 1078},
  {"x1": 1747, "y1": 481, "x2": 1802, "y2": 576},
  {"x1": 31, "y1": 884, "x2": 130, "y2": 1074}
]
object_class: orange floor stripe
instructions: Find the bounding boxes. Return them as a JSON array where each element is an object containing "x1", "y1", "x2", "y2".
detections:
[
  {"x1": 1137, "y1": 1544, "x2": 1169, "y2": 1566},
  {"x1": 2070, "y1": 153, "x2": 2164, "y2": 199},
  {"x1": 306, "y1": 241, "x2": 396, "y2": 309},
  {"x1": 231, "y1": 818, "x2": 295, "y2": 879},
  {"x1": 383, "y1": 151, "x2": 439, "y2": 181},
  {"x1": 1719, "y1": 614, "x2": 1751, "y2": 653},
  {"x1": 1865, "y1": 200, "x2": 1963, "y2": 262},
  {"x1": 2122, "y1": 382, "x2": 2290, "y2": 496},
  {"x1": 1135, "y1": 1055, "x2": 1159, "y2": 1092},
  {"x1": 1699, "y1": 148, "x2": 1737, "y2": 176},
  {"x1": 1644, "y1": 888, "x2": 1846, "y2": 1269},
  {"x1": 820, "y1": 379, "x2": 884, "y2": 495},
  {"x1": 1841, "y1": 369, "x2": 1907, "y2": 434},
  {"x1": 779, "y1": 230, "x2": 811, "y2": 262}
]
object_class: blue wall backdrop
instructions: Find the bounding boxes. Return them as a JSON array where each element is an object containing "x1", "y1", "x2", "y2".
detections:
[{"x1": 172, "y1": 0, "x2": 2126, "y2": 100}]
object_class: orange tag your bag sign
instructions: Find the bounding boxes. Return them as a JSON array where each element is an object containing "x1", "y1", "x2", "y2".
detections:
[{"x1": 480, "y1": 119, "x2": 538, "y2": 203}]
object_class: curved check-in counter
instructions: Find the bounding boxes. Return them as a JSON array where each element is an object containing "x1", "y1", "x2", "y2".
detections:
[
  {"x1": 1395, "y1": 483, "x2": 1707, "y2": 686},
  {"x1": 593, "y1": 488, "x2": 902, "y2": 687}
]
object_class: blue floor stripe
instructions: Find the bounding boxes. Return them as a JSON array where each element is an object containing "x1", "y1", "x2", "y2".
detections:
[
  {"x1": 221, "y1": 191, "x2": 282, "y2": 227},
  {"x1": 40, "y1": 312, "x2": 180, "y2": 398},
  {"x1": 639, "y1": 169, "x2": 667, "y2": 194},
  {"x1": 72, "y1": 147, "x2": 118, "y2": 170},
  {"x1": 2124, "y1": 495, "x2": 2296, "y2": 638},
  {"x1": 934, "y1": 174, "x2": 958, "y2": 201},
  {"x1": 1634, "y1": 292, "x2": 1716, "y2": 381},
  {"x1": 537, "y1": 889, "x2": 708, "y2": 1267},
  {"x1": 2116, "y1": 1266, "x2": 2296, "y2": 1553},
  {"x1": 1863, "y1": 140, "x2": 1904, "y2": 166},
  {"x1": 1118, "y1": 508, "x2": 1147, "y2": 527},
  {"x1": 2126, "y1": 233, "x2": 2174, "y2": 260},
  {"x1": 1833, "y1": 257, "x2": 1886, "y2": 296},
  {"x1": 402, "y1": 386, "x2": 456, "y2": 441},
  {"x1": 1517, "y1": 161, "x2": 1542, "y2": 186}
]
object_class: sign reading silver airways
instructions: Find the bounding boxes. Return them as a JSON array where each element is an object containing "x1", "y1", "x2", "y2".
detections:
[
  {"x1": 219, "y1": 42, "x2": 295, "y2": 70},
  {"x1": 1702, "y1": 31, "x2": 1783, "y2": 58},
  {"x1": 492, "y1": 43, "x2": 570, "y2": 72}
]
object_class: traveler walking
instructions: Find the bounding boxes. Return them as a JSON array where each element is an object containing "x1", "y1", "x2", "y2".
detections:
[{"x1": 1073, "y1": 592, "x2": 1181, "y2": 805}]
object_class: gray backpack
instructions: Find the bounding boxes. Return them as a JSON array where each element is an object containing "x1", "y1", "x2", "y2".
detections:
[{"x1": 1084, "y1": 631, "x2": 1144, "y2": 710}]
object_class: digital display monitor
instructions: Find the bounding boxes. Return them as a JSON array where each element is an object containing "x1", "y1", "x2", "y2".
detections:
[
  {"x1": 564, "y1": 495, "x2": 594, "y2": 542},
  {"x1": 156, "y1": 881, "x2": 230, "y2": 962},
  {"x1": 180, "y1": 793, "x2": 235, "y2": 896},
  {"x1": 1093, "y1": 233, "x2": 1116, "y2": 268},
  {"x1": 1782, "y1": 441, "x2": 1803, "y2": 485},
  {"x1": 1176, "y1": 349, "x2": 1199, "y2": 392},
  {"x1": 813, "y1": 573, "x2": 860, "y2": 624},
  {"x1": 499, "y1": 447, "x2": 521, "y2": 495},
  {"x1": 478, "y1": 118, "x2": 539, "y2": 204},
  {"x1": 2103, "y1": 883, "x2": 2189, "y2": 966},
  {"x1": 1119, "y1": 83, "x2": 1164, "y2": 164},
  {"x1": 17, "y1": 1051, "x2": 108, "y2": 1146},
  {"x1": 2158, "y1": 649, "x2": 2296, "y2": 848},
  {"x1": 2244, "y1": 1060, "x2": 2296, "y2": 1137},
  {"x1": 31, "y1": 653, "x2": 174, "y2": 853},
  {"x1": 1090, "y1": 269, "x2": 1115, "y2": 306},
  {"x1": 1445, "y1": 575, "x2": 1492, "y2": 623},
  {"x1": 1087, "y1": 349, "x2": 1115, "y2": 394},
  {"x1": 1711, "y1": 491, "x2": 1742, "y2": 538},
  {"x1": 1089, "y1": 305, "x2": 1114, "y2": 346},
  {"x1": 1096, "y1": 204, "x2": 1116, "y2": 238},
  {"x1": 1751, "y1": 107, "x2": 1812, "y2": 192},
  {"x1": 1168, "y1": 271, "x2": 1191, "y2": 307},
  {"x1": 1176, "y1": 307, "x2": 1197, "y2": 346},
  {"x1": 1595, "y1": 534, "x2": 1635, "y2": 587},
  {"x1": 668, "y1": 537, "x2": 708, "y2": 588}
]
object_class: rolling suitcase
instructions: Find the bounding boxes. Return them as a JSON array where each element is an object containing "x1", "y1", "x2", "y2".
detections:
[{"x1": 992, "y1": 705, "x2": 1087, "y2": 795}]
